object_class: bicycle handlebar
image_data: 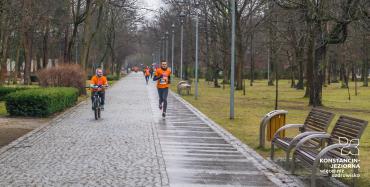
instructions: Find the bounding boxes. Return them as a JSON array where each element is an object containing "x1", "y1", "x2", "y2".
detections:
[{"x1": 85, "y1": 85, "x2": 109, "y2": 89}]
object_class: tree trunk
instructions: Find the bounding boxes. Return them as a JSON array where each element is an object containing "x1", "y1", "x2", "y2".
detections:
[
  {"x1": 362, "y1": 33, "x2": 369, "y2": 87},
  {"x1": 309, "y1": 21, "x2": 326, "y2": 106},
  {"x1": 275, "y1": 74, "x2": 279, "y2": 110},
  {"x1": 288, "y1": 51, "x2": 296, "y2": 88},
  {"x1": 332, "y1": 57, "x2": 338, "y2": 83},
  {"x1": 304, "y1": 25, "x2": 314, "y2": 98},
  {"x1": 36, "y1": 50, "x2": 42, "y2": 70},
  {"x1": 327, "y1": 55, "x2": 332, "y2": 85},
  {"x1": 42, "y1": 25, "x2": 49, "y2": 68},
  {"x1": 213, "y1": 68, "x2": 220, "y2": 88},
  {"x1": 235, "y1": 23, "x2": 243, "y2": 90},
  {"x1": 296, "y1": 48, "x2": 304, "y2": 89},
  {"x1": 0, "y1": 31, "x2": 9, "y2": 84},
  {"x1": 204, "y1": 4, "x2": 212, "y2": 82},
  {"x1": 267, "y1": 2, "x2": 276, "y2": 86},
  {"x1": 80, "y1": 0, "x2": 93, "y2": 70},
  {"x1": 67, "y1": 0, "x2": 82, "y2": 62},
  {"x1": 13, "y1": 39, "x2": 21, "y2": 84},
  {"x1": 250, "y1": 32, "x2": 254, "y2": 86},
  {"x1": 340, "y1": 63, "x2": 347, "y2": 88},
  {"x1": 222, "y1": 38, "x2": 229, "y2": 84},
  {"x1": 63, "y1": 26, "x2": 69, "y2": 63},
  {"x1": 351, "y1": 64, "x2": 356, "y2": 82},
  {"x1": 23, "y1": 31, "x2": 32, "y2": 85}
]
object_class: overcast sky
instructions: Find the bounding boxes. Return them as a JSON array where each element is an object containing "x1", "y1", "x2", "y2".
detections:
[{"x1": 140, "y1": 0, "x2": 164, "y2": 20}]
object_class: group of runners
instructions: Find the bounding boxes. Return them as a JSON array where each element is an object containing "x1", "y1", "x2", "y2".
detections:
[{"x1": 88, "y1": 60, "x2": 171, "y2": 118}]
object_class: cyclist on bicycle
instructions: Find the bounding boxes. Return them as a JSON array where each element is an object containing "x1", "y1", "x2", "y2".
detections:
[
  {"x1": 90, "y1": 68, "x2": 109, "y2": 110},
  {"x1": 153, "y1": 61, "x2": 171, "y2": 117}
]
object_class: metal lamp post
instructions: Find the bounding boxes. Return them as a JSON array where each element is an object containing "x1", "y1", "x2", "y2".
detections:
[
  {"x1": 171, "y1": 24, "x2": 175, "y2": 77},
  {"x1": 179, "y1": 11, "x2": 185, "y2": 80},
  {"x1": 230, "y1": 0, "x2": 236, "y2": 119},
  {"x1": 194, "y1": 0, "x2": 200, "y2": 100}
]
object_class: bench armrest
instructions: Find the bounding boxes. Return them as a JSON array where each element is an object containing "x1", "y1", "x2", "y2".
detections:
[
  {"x1": 295, "y1": 133, "x2": 331, "y2": 150},
  {"x1": 273, "y1": 124, "x2": 304, "y2": 139},
  {"x1": 287, "y1": 131, "x2": 326, "y2": 149}
]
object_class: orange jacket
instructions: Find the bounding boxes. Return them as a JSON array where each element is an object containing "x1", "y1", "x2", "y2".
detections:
[
  {"x1": 90, "y1": 75, "x2": 108, "y2": 91},
  {"x1": 154, "y1": 68, "x2": 171, "y2": 89},
  {"x1": 145, "y1": 68, "x2": 150, "y2": 76}
]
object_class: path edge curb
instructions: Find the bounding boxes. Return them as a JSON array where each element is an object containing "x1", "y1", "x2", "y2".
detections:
[{"x1": 147, "y1": 83, "x2": 170, "y2": 187}]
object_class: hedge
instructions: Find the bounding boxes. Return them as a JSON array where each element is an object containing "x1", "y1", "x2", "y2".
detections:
[
  {"x1": 0, "y1": 87, "x2": 30, "y2": 101},
  {"x1": 87, "y1": 74, "x2": 119, "y2": 81},
  {"x1": 5, "y1": 87, "x2": 79, "y2": 117},
  {"x1": 106, "y1": 74, "x2": 120, "y2": 81}
]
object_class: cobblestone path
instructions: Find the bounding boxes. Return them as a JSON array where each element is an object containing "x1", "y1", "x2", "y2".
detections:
[{"x1": 0, "y1": 73, "x2": 166, "y2": 186}]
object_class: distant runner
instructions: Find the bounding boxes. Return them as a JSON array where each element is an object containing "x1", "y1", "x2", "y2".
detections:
[
  {"x1": 153, "y1": 61, "x2": 171, "y2": 118},
  {"x1": 144, "y1": 66, "x2": 150, "y2": 84},
  {"x1": 150, "y1": 67, "x2": 154, "y2": 78}
]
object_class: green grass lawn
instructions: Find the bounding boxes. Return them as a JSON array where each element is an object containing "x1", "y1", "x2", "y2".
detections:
[{"x1": 172, "y1": 78, "x2": 370, "y2": 186}]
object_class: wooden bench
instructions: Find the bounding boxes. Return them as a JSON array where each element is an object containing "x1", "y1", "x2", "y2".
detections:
[
  {"x1": 291, "y1": 115, "x2": 368, "y2": 187},
  {"x1": 271, "y1": 108, "x2": 335, "y2": 167},
  {"x1": 177, "y1": 81, "x2": 191, "y2": 95}
]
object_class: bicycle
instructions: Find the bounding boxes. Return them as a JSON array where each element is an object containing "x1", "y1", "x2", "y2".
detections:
[{"x1": 88, "y1": 85, "x2": 108, "y2": 120}]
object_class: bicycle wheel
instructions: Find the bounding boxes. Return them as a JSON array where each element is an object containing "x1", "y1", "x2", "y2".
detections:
[
  {"x1": 94, "y1": 108, "x2": 98, "y2": 120},
  {"x1": 98, "y1": 108, "x2": 101, "y2": 119},
  {"x1": 94, "y1": 99, "x2": 99, "y2": 120}
]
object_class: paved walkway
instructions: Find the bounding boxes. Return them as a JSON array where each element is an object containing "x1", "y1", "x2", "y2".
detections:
[{"x1": 0, "y1": 73, "x2": 301, "y2": 186}]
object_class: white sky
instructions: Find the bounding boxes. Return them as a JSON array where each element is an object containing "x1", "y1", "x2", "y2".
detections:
[{"x1": 139, "y1": 0, "x2": 164, "y2": 20}]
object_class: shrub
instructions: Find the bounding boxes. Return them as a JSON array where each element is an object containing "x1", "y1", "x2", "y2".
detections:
[
  {"x1": 37, "y1": 64, "x2": 86, "y2": 95},
  {"x1": 30, "y1": 75, "x2": 39, "y2": 82},
  {"x1": 106, "y1": 74, "x2": 120, "y2": 81},
  {"x1": 0, "y1": 87, "x2": 30, "y2": 101},
  {"x1": 5, "y1": 87, "x2": 78, "y2": 117}
]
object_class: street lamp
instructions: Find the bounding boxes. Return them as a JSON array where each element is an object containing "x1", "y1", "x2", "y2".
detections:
[
  {"x1": 165, "y1": 31, "x2": 169, "y2": 63},
  {"x1": 230, "y1": 0, "x2": 236, "y2": 119},
  {"x1": 194, "y1": 0, "x2": 200, "y2": 100},
  {"x1": 179, "y1": 11, "x2": 185, "y2": 80},
  {"x1": 171, "y1": 24, "x2": 175, "y2": 77}
]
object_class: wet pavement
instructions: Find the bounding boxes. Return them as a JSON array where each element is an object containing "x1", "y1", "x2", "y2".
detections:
[
  {"x1": 0, "y1": 73, "x2": 302, "y2": 186},
  {"x1": 148, "y1": 77, "x2": 302, "y2": 187}
]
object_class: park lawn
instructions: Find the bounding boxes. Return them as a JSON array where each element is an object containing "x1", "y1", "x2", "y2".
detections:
[{"x1": 171, "y1": 78, "x2": 370, "y2": 186}]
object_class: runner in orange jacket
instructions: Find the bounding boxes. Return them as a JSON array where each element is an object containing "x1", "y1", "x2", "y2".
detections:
[{"x1": 153, "y1": 61, "x2": 171, "y2": 117}]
